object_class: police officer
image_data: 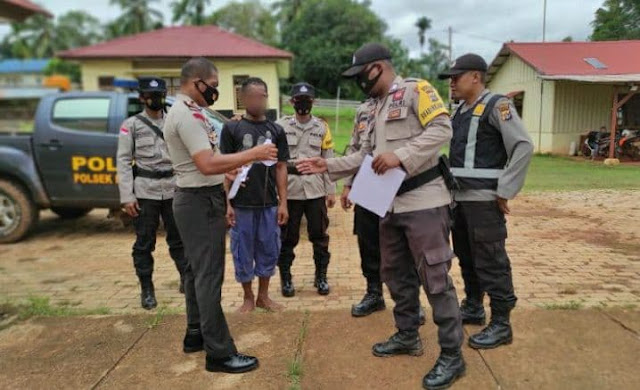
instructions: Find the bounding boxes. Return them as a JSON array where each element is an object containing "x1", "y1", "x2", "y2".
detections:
[
  {"x1": 438, "y1": 54, "x2": 533, "y2": 349},
  {"x1": 276, "y1": 82, "x2": 335, "y2": 297},
  {"x1": 341, "y1": 98, "x2": 386, "y2": 316},
  {"x1": 298, "y1": 43, "x2": 465, "y2": 390},
  {"x1": 163, "y1": 57, "x2": 277, "y2": 373},
  {"x1": 117, "y1": 76, "x2": 187, "y2": 310}
]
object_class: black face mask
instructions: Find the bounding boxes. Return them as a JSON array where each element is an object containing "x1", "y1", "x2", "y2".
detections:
[
  {"x1": 195, "y1": 79, "x2": 219, "y2": 106},
  {"x1": 356, "y1": 65, "x2": 383, "y2": 96},
  {"x1": 143, "y1": 94, "x2": 165, "y2": 112},
  {"x1": 293, "y1": 98, "x2": 313, "y2": 116}
]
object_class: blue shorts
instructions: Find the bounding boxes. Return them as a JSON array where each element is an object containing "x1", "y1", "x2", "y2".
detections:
[{"x1": 230, "y1": 207, "x2": 281, "y2": 283}]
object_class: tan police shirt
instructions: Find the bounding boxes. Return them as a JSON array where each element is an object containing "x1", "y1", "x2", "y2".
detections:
[
  {"x1": 343, "y1": 99, "x2": 376, "y2": 187},
  {"x1": 163, "y1": 93, "x2": 224, "y2": 188},
  {"x1": 116, "y1": 110, "x2": 175, "y2": 204},
  {"x1": 277, "y1": 115, "x2": 336, "y2": 200},
  {"x1": 326, "y1": 76, "x2": 452, "y2": 214}
]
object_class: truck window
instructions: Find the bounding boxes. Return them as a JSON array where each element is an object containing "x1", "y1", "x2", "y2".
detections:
[{"x1": 52, "y1": 98, "x2": 110, "y2": 133}]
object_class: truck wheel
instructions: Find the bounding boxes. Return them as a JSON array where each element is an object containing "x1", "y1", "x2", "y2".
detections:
[
  {"x1": 0, "y1": 179, "x2": 38, "y2": 244},
  {"x1": 51, "y1": 207, "x2": 93, "y2": 219}
]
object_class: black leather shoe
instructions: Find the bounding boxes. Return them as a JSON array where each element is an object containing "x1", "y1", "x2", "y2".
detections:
[
  {"x1": 281, "y1": 273, "x2": 295, "y2": 297},
  {"x1": 140, "y1": 282, "x2": 157, "y2": 310},
  {"x1": 183, "y1": 327, "x2": 203, "y2": 353},
  {"x1": 205, "y1": 353, "x2": 259, "y2": 373},
  {"x1": 314, "y1": 273, "x2": 330, "y2": 296},
  {"x1": 352, "y1": 293, "x2": 385, "y2": 317},
  {"x1": 372, "y1": 330, "x2": 423, "y2": 357},
  {"x1": 460, "y1": 298, "x2": 486, "y2": 325},
  {"x1": 419, "y1": 306, "x2": 426, "y2": 326},
  {"x1": 468, "y1": 313, "x2": 513, "y2": 349},
  {"x1": 422, "y1": 349, "x2": 466, "y2": 390}
]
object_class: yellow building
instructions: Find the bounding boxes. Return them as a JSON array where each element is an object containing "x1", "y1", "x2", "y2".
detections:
[
  {"x1": 487, "y1": 41, "x2": 640, "y2": 154},
  {"x1": 59, "y1": 26, "x2": 293, "y2": 120}
]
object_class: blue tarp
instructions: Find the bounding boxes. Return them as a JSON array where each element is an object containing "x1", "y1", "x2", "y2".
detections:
[{"x1": 0, "y1": 59, "x2": 51, "y2": 74}]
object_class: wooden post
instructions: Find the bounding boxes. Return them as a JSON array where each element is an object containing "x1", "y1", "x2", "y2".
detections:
[{"x1": 609, "y1": 87, "x2": 638, "y2": 159}]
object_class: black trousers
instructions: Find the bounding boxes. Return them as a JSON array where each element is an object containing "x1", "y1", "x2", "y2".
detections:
[
  {"x1": 380, "y1": 206, "x2": 463, "y2": 350},
  {"x1": 354, "y1": 205, "x2": 381, "y2": 288},
  {"x1": 452, "y1": 201, "x2": 517, "y2": 311},
  {"x1": 278, "y1": 197, "x2": 330, "y2": 272},
  {"x1": 132, "y1": 198, "x2": 187, "y2": 279},
  {"x1": 173, "y1": 185, "x2": 237, "y2": 359}
]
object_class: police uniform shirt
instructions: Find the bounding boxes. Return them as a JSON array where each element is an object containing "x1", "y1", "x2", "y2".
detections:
[
  {"x1": 453, "y1": 89, "x2": 534, "y2": 202},
  {"x1": 163, "y1": 93, "x2": 224, "y2": 188},
  {"x1": 327, "y1": 76, "x2": 452, "y2": 214},
  {"x1": 277, "y1": 115, "x2": 336, "y2": 200},
  {"x1": 343, "y1": 99, "x2": 375, "y2": 187},
  {"x1": 117, "y1": 110, "x2": 175, "y2": 204}
]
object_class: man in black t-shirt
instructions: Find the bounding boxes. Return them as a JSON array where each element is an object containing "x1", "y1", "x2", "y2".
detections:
[{"x1": 220, "y1": 77, "x2": 289, "y2": 313}]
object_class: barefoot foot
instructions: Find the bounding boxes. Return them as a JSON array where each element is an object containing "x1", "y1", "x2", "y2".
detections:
[
  {"x1": 237, "y1": 298, "x2": 256, "y2": 313},
  {"x1": 256, "y1": 296, "x2": 284, "y2": 312}
]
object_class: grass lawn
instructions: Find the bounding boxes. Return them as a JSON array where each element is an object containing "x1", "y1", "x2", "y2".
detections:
[{"x1": 280, "y1": 106, "x2": 640, "y2": 192}]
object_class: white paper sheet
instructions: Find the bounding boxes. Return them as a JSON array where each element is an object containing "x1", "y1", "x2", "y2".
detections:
[
  {"x1": 261, "y1": 138, "x2": 276, "y2": 166},
  {"x1": 228, "y1": 164, "x2": 251, "y2": 199},
  {"x1": 348, "y1": 155, "x2": 406, "y2": 217}
]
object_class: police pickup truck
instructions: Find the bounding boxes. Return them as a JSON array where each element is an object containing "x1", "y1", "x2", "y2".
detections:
[{"x1": 0, "y1": 92, "x2": 227, "y2": 243}]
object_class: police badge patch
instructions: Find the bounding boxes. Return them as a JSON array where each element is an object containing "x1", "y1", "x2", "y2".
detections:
[{"x1": 499, "y1": 102, "x2": 512, "y2": 121}]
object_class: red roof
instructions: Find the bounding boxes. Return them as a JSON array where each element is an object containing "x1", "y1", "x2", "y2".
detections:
[
  {"x1": 490, "y1": 40, "x2": 640, "y2": 77},
  {"x1": 58, "y1": 26, "x2": 293, "y2": 60},
  {"x1": 1, "y1": 0, "x2": 53, "y2": 21}
]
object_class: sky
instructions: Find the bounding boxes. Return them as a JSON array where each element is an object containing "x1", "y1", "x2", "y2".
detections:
[{"x1": 0, "y1": 0, "x2": 605, "y2": 62}]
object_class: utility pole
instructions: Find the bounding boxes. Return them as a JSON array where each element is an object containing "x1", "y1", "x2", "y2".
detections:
[{"x1": 542, "y1": 0, "x2": 547, "y2": 42}]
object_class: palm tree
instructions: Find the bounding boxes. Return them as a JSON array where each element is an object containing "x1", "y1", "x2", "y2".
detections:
[
  {"x1": 109, "y1": 0, "x2": 163, "y2": 36},
  {"x1": 415, "y1": 16, "x2": 431, "y2": 55},
  {"x1": 4, "y1": 15, "x2": 56, "y2": 58},
  {"x1": 171, "y1": 0, "x2": 211, "y2": 26}
]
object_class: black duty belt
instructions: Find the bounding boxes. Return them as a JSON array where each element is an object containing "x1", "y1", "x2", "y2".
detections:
[
  {"x1": 133, "y1": 165, "x2": 174, "y2": 179},
  {"x1": 397, "y1": 164, "x2": 442, "y2": 196}
]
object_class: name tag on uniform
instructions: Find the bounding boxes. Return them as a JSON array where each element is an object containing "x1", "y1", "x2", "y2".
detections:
[{"x1": 386, "y1": 107, "x2": 408, "y2": 121}]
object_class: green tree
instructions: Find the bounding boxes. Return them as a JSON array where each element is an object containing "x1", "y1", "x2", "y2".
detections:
[
  {"x1": 208, "y1": 0, "x2": 278, "y2": 46},
  {"x1": 108, "y1": 0, "x2": 164, "y2": 38},
  {"x1": 280, "y1": 0, "x2": 387, "y2": 98},
  {"x1": 44, "y1": 58, "x2": 81, "y2": 83},
  {"x1": 415, "y1": 16, "x2": 431, "y2": 54},
  {"x1": 274, "y1": 0, "x2": 302, "y2": 25},
  {"x1": 171, "y1": 0, "x2": 211, "y2": 25},
  {"x1": 591, "y1": 0, "x2": 640, "y2": 41},
  {"x1": 56, "y1": 11, "x2": 102, "y2": 49},
  {"x1": 2, "y1": 14, "x2": 56, "y2": 58}
]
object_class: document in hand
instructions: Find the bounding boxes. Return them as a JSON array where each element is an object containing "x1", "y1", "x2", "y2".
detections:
[
  {"x1": 347, "y1": 154, "x2": 406, "y2": 218},
  {"x1": 228, "y1": 164, "x2": 252, "y2": 199}
]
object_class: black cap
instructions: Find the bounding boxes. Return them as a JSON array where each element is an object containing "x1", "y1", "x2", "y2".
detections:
[
  {"x1": 438, "y1": 53, "x2": 488, "y2": 79},
  {"x1": 137, "y1": 76, "x2": 166, "y2": 93},
  {"x1": 291, "y1": 82, "x2": 315, "y2": 98},
  {"x1": 342, "y1": 43, "x2": 392, "y2": 77}
]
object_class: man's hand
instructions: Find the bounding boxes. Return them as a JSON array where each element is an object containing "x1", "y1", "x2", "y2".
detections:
[
  {"x1": 226, "y1": 205, "x2": 236, "y2": 227},
  {"x1": 326, "y1": 194, "x2": 336, "y2": 209},
  {"x1": 123, "y1": 201, "x2": 140, "y2": 217},
  {"x1": 225, "y1": 167, "x2": 239, "y2": 182},
  {"x1": 251, "y1": 143, "x2": 278, "y2": 161},
  {"x1": 277, "y1": 204, "x2": 289, "y2": 226},
  {"x1": 372, "y1": 152, "x2": 401, "y2": 175},
  {"x1": 296, "y1": 157, "x2": 328, "y2": 174},
  {"x1": 230, "y1": 113, "x2": 243, "y2": 121},
  {"x1": 340, "y1": 186, "x2": 353, "y2": 210},
  {"x1": 497, "y1": 197, "x2": 510, "y2": 215}
]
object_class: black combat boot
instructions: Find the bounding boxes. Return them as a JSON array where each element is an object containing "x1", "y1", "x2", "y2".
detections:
[
  {"x1": 280, "y1": 270, "x2": 295, "y2": 298},
  {"x1": 314, "y1": 268, "x2": 330, "y2": 296},
  {"x1": 139, "y1": 277, "x2": 157, "y2": 310},
  {"x1": 460, "y1": 297, "x2": 486, "y2": 325},
  {"x1": 422, "y1": 348, "x2": 466, "y2": 390},
  {"x1": 468, "y1": 306, "x2": 513, "y2": 349},
  {"x1": 372, "y1": 330, "x2": 424, "y2": 357},
  {"x1": 352, "y1": 282, "x2": 385, "y2": 317},
  {"x1": 183, "y1": 325, "x2": 204, "y2": 353}
]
